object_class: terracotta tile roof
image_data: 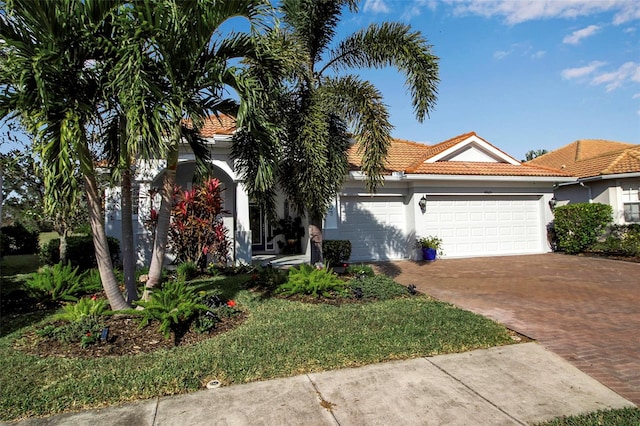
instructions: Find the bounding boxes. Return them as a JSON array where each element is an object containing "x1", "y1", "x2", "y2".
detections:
[
  {"x1": 347, "y1": 137, "x2": 432, "y2": 172},
  {"x1": 527, "y1": 139, "x2": 640, "y2": 178},
  {"x1": 409, "y1": 162, "x2": 572, "y2": 177},
  {"x1": 348, "y1": 132, "x2": 571, "y2": 178},
  {"x1": 184, "y1": 114, "x2": 237, "y2": 137}
]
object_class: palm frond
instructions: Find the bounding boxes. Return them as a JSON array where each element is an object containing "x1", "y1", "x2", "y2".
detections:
[
  {"x1": 322, "y1": 21, "x2": 439, "y2": 122},
  {"x1": 321, "y1": 75, "x2": 392, "y2": 193}
]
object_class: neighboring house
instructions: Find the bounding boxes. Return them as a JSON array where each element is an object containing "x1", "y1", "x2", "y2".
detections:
[
  {"x1": 526, "y1": 139, "x2": 640, "y2": 224},
  {"x1": 105, "y1": 115, "x2": 573, "y2": 264}
]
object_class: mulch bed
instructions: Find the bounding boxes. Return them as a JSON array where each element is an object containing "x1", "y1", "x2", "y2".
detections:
[{"x1": 12, "y1": 313, "x2": 246, "y2": 358}]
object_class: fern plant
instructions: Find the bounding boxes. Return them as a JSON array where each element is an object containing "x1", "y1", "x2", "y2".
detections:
[
  {"x1": 176, "y1": 261, "x2": 198, "y2": 281},
  {"x1": 135, "y1": 280, "x2": 209, "y2": 339},
  {"x1": 24, "y1": 263, "x2": 89, "y2": 303},
  {"x1": 276, "y1": 264, "x2": 347, "y2": 298},
  {"x1": 56, "y1": 297, "x2": 109, "y2": 322}
]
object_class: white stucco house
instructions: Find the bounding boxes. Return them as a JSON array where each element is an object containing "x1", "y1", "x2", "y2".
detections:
[
  {"x1": 526, "y1": 139, "x2": 640, "y2": 225},
  {"x1": 105, "y1": 115, "x2": 574, "y2": 265}
]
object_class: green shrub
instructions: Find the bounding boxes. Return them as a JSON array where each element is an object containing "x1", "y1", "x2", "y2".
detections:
[
  {"x1": 23, "y1": 263, "x2": 89, "y2": 303},
  {"x1": 247, "y1": 265, "x2": 288, "y2": 291},
  {"x1": 345, "y1": 264, "x2": 375, "y2": 277},
  {"x1": 276, "y1": 264, "x2": 347, "y2": 298},
  {"x1": 193, "y1": 294, "x2": 240, "y2": 334},
  {"x1": 55, "y1": 297, "x2": 109, "y2": 322},
  {"x1": 40, "y1": 235, "x2": 120, "y2": 271},
  {"x1": 135, "y1": 280, "x2": 209, "y2": 339},
  {"x1": 553, "y1": 203, "x2": 612, "y2": 254},
  {"x1": 348, "y1": 274, "x2": 409, "y2": 301},
  {"x1": 600, "y1": 224, "x2": 640, "y2": 256},
  {"x1": 322, "y1": 240, "x2": 352, "y2": 267},
  {"x1": 80, "y1": 269, "x2": 106, "y2": 294},
  {"x1": 36, "y1": 316, "x2": 104, "y2": 347},
  {"x1": 177, "y1": 261, "x2": 198, "y2": 281},
  {"x1": 0, "y1": 223, "x2": 39, "y2": 255}
]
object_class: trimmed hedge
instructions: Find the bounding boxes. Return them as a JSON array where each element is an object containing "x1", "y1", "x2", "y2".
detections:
[
  {"x1": 553, "y1": 203, "x2": 612, "y2": 254},
  {"x1": 322, "y1": 240, "x2": 351, "y2": 267},
  {"x1": 41, "y1": 235, "x2": 120, "y2": 271},
  {"x1": 0, "y1": 223, "x2": 39, "y2": 256}
]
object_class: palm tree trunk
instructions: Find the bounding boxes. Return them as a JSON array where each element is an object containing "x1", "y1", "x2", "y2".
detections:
[
  {"x1": 121, "y1": 166, "x2": 138, "y2": 303},
  {"x1": 144, "y1": 143, "x2": 178, "y2": 300},
  {"x1": 78, "y1": 143, "x2": 129, "y2": 310},
  {"x1": 309, "y1": 214, "x2": 324, "y2": 265},
  {"x1": 59, "y1": 229, "x2": 68, "y2": 265}
]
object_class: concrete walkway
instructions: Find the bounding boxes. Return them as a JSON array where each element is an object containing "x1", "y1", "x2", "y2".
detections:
[
  {"x1": 375, "y1": 253, "x2": 640, "y2": 405},
  {"x1": 5, "y1": 343, "x2": 634, "y2": 425}
]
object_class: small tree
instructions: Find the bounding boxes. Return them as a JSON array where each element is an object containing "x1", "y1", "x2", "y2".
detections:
[
  {"x1": 168, "y1": 178, "x2": 231, "y2": 268},
  {"x1": 524, "y1": 149, "x2": 548, "y2": 162}
]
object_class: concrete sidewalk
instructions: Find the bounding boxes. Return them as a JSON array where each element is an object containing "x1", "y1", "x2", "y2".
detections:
[{"x1": 7, "y1": 343, "x2": 634, "y2": 426}]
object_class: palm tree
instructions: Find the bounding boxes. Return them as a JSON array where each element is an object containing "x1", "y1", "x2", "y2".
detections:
[
  {"x1": 233, "y1": 0, "x2": 439, "y2": 264},
  {"x1": 0, "y1": 0, "x2": 129, "y2": 309},
  {"x1": 110, "y1": 0, "x2": 281, "y2": 298}
]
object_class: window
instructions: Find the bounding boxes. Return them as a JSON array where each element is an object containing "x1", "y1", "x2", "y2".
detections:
[
  {"x1": 624, "y1": 203, "x2": 640, "y2": 222},
  {"x1": 622, "y1": 183, "x2": 640, "y2": 222}
]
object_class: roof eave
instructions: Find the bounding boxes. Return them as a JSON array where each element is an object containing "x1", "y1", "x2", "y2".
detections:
[{"x1": 348, "y1": 171, "x2": 575, "y2": 183}]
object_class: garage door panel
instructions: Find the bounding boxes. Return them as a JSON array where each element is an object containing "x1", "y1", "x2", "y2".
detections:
[
  {"x1": 339, "y1": 197, "x2": 406, "y2": 261},
  {"x1": 423, "y1": 195, "x2": 542, "y2": 257}
]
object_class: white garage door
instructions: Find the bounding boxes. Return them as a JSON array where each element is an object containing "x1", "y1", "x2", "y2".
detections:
[
  {"x1": 423, "y1": 195, "x2": 543, "y2": 257},
  {"x1": 338, "y1": 196, "x2": 407, "y2": 261}
]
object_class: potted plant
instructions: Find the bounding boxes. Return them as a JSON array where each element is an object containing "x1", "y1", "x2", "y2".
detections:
[
  {"x1": 414, "y1": 235, "x2": 443, "y2": 261},
  {"x1": 270, "y1": 216, "x2": 305, "y2": 254}
]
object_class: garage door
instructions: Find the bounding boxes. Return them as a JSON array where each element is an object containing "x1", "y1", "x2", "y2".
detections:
[
  {"x1": 423, "y1": 195, "x2": 543, "y2": 257},
  {"x1": 338, "y1": 196, "x2": 407, "y2": 261}
]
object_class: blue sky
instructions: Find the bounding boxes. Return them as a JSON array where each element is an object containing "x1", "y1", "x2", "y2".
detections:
[
  {"x1": 2, "y1": 1, "x2": 638, "y2": 162},
  {"x1": 339, "y1": 0, "x2": 640, "y2": 161}
]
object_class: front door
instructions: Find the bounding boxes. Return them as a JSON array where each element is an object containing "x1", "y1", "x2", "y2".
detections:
[{"x1": 249, "y1": 203, "x2": 274, "y2": 252}]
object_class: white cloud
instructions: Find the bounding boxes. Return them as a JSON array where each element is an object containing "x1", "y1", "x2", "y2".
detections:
[
  {"x1": 531, "y1": 50, "x2": 546, "y2": 59},
  {"x1": 623, "y1": 27, "x2": 636, "y2": 33},
  {"x1": 561, "y1": 61, "x2": 607, "y2": 80},
  {"x1": 563, "y1": 61, "x2": 640, "y2": 93},
  {"x1": 363, "y1": 0, "x2": 390, "y2": 14},
  {"x1": 633, "y1": 93, "x2": 640, "y2": 99},
  {"x1": 590, "y1": 61, "x2": 640, "y2": 91},
  {"x1": 401, "y1": 0, "x2": 437, "y2": 21},
  {"x1": 563, "y1": 25, "x2": 601, "y2": 44},
  {"x1": 493, "y1": 50, "x2": 510, "y2": 60},
  {"x1": 445, "y1": 0, "x2": 640, "y2": 25}
]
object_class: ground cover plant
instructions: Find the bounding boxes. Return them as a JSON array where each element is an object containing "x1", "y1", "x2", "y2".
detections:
[
  {"x1": 0, "y1": 265, "x2": 517, "y2": 421},
  {"x1": 537, "y1": 407, "x2": 640, "y2": 426}
]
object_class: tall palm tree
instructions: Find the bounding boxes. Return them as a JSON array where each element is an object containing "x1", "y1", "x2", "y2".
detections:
[
  {"x1": 0, "y1": 0, "x2": 129, "y2": 309},
  {"x1": 112, "y1": 0, "x2": 281, "y2": 298},
  {"x1": 233, "y1": 0, "x2": 439, "y2": 264}
]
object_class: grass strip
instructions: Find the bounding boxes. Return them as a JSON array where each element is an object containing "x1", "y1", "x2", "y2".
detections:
[{"x1": 537, "y1": 408, "x2": 640, "y2": 426}]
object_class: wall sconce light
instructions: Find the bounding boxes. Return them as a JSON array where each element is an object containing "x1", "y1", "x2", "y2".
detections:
[
  {"x1": 419, "y1": 195, "x2": 427, "y2": 213},
  {"x1": 548, "y1": 196, "x2": 557, "y2": 211}
]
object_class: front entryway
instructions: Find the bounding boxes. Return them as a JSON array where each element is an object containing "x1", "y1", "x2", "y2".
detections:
[{"x1": 249, "y1": 203, "x2": 274, "y2": 253}]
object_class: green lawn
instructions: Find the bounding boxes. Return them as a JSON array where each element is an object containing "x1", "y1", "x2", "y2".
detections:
[
  {"x1": 0, "y1": 273, "x2": 516, "y2": 421},
  {"x1": 1, "y1": 254, "x2": 41, "y2": 276},
  {"x1": 538, "y1": 408, "x2": 640, "y2": 426}
]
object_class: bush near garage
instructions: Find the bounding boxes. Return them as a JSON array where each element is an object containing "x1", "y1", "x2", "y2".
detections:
[
  {"x1": 601, "y1": 224, "x2": 640, "y2": 257},
  {"x1": 553, "y1": 203, "x2": 612, "y2": 254},
  {"x1": 322, "y1": 240, "x2": 351, "y2": 267}
]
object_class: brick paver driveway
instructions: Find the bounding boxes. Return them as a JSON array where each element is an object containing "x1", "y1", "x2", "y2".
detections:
[{"x1": 375, "y1": 253, "x2": 640, "y2": 405}]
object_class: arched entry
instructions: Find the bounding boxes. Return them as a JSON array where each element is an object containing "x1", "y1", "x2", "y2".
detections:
[{"x1": 150, "y1": 160, "x2": 237, "y2": 262}]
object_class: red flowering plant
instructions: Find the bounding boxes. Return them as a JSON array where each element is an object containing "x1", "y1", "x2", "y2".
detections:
[{"x1": 168, "y1": 178, "x2": 232, "y2": 268}]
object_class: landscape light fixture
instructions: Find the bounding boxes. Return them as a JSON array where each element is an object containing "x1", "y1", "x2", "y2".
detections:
[{"x1": 418, "y1": 195, "x2": 427, "y2": 213}]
